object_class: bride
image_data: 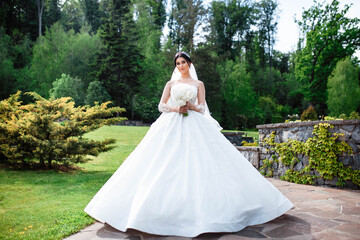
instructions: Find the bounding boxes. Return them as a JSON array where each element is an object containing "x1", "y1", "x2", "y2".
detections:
[{"x1": 84, "y1": 52, "x2": 293, "y2": 237}]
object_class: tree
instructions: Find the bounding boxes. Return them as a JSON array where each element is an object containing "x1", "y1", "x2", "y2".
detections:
[
  {"x1": 258, "y1": 96, "x2": 276, "y2": 124},
  {"x1": 36, "y1": 0, "x2": 45, "y2": 36},
  {"x1": 0, "y1": 0, "x2": 38, "y2": 41},
  {"x1": 168, "y1": 0, "x2": 206, "y2": 52},
  {"x1": 327, "y1": 57, "x2": 360, "y2": 116},
  {"x1": 133, "y1": 0, "x2": 168, "y2": 122},
  {"x1": 295, "y1": 0, "x2": 360, "y2": 114},
  {"x1": 83, "y1": 0, "x2": 103, "y2": 33},
  {"x1": 0, "y1": 29, "x2": 17, "y2": 99},
  {"x1": 0, "y1": 27, "x2": 33, "y2": 99},
  {"x1": 192, "y1": 45, "x2": 223, "y2": 121},
  {"x1": 43, "y1": 0, "x2": 62, "y2": 28},
  {"x1": 31, "y1": 23, "x2": 101, "y2": 98},
  {"x1": 256, "y1": 0, "x2": 278, "y2": 69},
  {"x1": 218, "y1": 58, "x2": 257, "y2": 129},
  {"x1": 49, "y1": 73, "x2": 86, "y2": 106},
  {"x1": 208, "y1": 0, "x2": 254, "y2": 59},
  {"x1": 94, "y1": 0, "x2": 143, "y2": 115},
  {"x1": 60, "y1": 0, "x2": 86, "y2": 33}
]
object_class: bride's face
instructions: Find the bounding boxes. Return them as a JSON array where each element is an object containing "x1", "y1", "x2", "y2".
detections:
[{"x1": 176, "y1": 57, "x2": 190, "y2": 75}]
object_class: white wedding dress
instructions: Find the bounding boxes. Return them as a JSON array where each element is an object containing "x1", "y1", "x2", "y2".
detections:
[{"x1": 84, "y1": 80, "x2": 293, "y2": 237}]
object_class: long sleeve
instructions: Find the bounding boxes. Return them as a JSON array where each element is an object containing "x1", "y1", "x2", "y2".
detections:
[
  {"x1": 158, "y1": 103, "x2": 172, "y2": 113},
  {"x1": 158, "y1": 81, "x2": 173, "y2": 113}
]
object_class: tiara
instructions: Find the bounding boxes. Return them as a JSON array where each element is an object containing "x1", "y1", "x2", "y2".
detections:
[{"x1": 175, "y1": 51, "x2": 190, "y2": 59}]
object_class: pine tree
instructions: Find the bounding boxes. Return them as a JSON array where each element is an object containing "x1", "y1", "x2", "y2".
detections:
[
  {"x1": 168, "y1": 0, "x2": 206, "y2": 52},
  {"x1": 94, "y1": 0, "x2": 143, "y2": 115},
  {"x1": 83, "y1": 0, "x2": 103, "y2": 33}
]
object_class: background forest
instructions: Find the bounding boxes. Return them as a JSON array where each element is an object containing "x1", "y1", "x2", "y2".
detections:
[{"x1": 1, "y1": 0, "x2": 360, "y2": 130}]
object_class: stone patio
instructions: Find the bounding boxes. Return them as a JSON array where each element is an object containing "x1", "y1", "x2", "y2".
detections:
[{"x1": 64, "y1": 178, "x2": 360, "y2": 240}]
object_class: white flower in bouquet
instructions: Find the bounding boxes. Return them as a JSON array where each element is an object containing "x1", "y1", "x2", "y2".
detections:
[{"x1": 171, "y1": 84, "x2": 196, "y2": 116}]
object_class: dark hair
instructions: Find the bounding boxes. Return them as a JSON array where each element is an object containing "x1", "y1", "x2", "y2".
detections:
[{"x1": 174, "y1": 51, "x2": 192, "y2": 66}]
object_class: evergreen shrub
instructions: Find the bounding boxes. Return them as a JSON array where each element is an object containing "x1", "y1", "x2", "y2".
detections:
[
  {"x1": 300, "y1": 105, "x2": 318, "y2": 121},
  {"x1": 0, "y1": 91, "x2": 126, "y2": 168}
]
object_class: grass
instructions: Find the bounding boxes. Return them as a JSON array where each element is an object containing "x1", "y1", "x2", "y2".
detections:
[
  {"x1": 0, "y1": 125, "x2": 258, "y2": 240},
  {"x1": 221, "y1": 129, "x2": 259, "y2": 140},
  {"x1": 0, "y1": 126, "x2": 149, "y2": 240}
]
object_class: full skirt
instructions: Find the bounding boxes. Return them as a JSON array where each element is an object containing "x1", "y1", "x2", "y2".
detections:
[{"x1": 84, "y1": 110, "x2": 293, "y2": 237}]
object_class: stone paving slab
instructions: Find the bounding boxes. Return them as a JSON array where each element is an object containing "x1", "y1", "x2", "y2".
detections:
[{"x1": 64, "y1": 178, "x2": 360, "y2": 240}]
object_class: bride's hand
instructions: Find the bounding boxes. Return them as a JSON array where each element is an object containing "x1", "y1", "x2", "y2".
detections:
[
  {"x1": 178, "y1": 105, "x2": 188, "y2": 113},
  {"x1": 186, "y1": 101, "x2": 194, "y2": 110}
]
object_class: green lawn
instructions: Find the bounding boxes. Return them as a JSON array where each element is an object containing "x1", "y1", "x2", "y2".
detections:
[
  {"x1": 0, "y1": 126, "x2": 149, "y2": 240},
  {"x1": 0, "y1": 126, "x2": 258, "y2": 240},
  {"x1": 221, "y1": 130, "x2": 259, "y2": 140}
]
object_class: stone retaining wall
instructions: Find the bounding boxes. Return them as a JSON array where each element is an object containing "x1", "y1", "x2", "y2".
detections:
[
  {"x1": 119, "y1": 120, "x2": 151, "y2": 126},
  {"x1": 223, "y1": 132, "x2": 254, "y2": 146},
  {"x1": 255, "y1": 120, "x2": 360, "y2": 188},
  {"x1": 235, "y1": 146, "x2": 264, "y2": 169}
]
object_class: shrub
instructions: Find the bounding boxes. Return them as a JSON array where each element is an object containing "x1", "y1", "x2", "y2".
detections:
[
  {"x1": 241, "y1": 140, "x2": 259, "y2": 147},
  {"x1": 0, "y1": 91, "x2": 126, "y2": 168},
  {"x1": 300, "y1": 105, "x2": 318, "y2": 121},
  {"x1": 85, "y1": 80, "x2": 112, "y2": 106},
  {"x1": 49, "y1": 73, "x2": 86, "y2": 106}
]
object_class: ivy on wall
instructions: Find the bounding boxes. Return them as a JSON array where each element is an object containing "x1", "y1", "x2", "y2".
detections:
[{"x1": 261, "y1": 123, "x2": 359, "y2": 187}]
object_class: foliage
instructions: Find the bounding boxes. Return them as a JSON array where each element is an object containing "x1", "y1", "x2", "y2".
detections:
[
  {"x1": 295, "y1": 0, "x2": 360, "y2": 114},
  {"x1": 49, "y1": 73, "x2": 85, "y2": 106},
  {"x1": 0, "y1": 27, "x2": 33, "y2": 99},
  {"x1": 257, "y1": 96, "x2": 289, "y2": 124},
  {"x1": 0, "y1": 28, "x2": 17, "y2": 99},
  {"x1": 0, "y1": 0, "x2": 38, "y2": 41},
  {"x1": 300, "y1": 105, "x2": 318, "y2": 121},
  {"x1": 83, "y1": 0, "x2": 104, "y2": 33},
  {"x1": 31, "y1": 23, "x2": 102, "y2": 98},
  {"x1": 1, "y1": 0, "x2": 360, "y2": 130},
  {"x1": 60, "y1": 0, "x2": 86, "y2": 33},
  {"x1": 85, "y1": 80, "x2": 112, "y2": 106},
  {"x1": 192, "y1": 45, "x2": 223, "y2": 121},
  {"x1": 208, "y1": 0, "x2": 254, "y2": 59},
  {"x1": 168, "y1": 0, "x2": 206, "y2": 52},
  {"x1": 93, "y1": 0, "x2": 143, "y2": 114},
  {"x1": 44, "y1": 0, "x2": 62, "y2": 28},
  {"x1": 218, "y1": 58, "x2": 257, "y2": 129},
  {"x1": 327, "y1": 57, "x2": 360, "y2": 116},
  {"x1": 133, "y1": 0, "x2": 168, "y2": 122},
  {"x1": 256, "y1": 0, "x2": 278, "y2": 69},
  {"x1": 259, "y1": 155, "x2": 277, "y2": 177},
  {"x1": 133, "y1": 96, "x2": 160, "y2": 123},
  {"x1": 0, "y1": 91, "x2": 126, "y2": 168},
  {"x1": 253, "y1": 67, "x2": 282, "y2": 98},
  {"x1": 241, "y1": 140, "x2": 258, "y2": 147},
  {"x1": 262, "y1": 123, "x2": 359, "y2": 187},
  {"x1": 348, "y1": 111, "x2": 360, "y2": 119}
]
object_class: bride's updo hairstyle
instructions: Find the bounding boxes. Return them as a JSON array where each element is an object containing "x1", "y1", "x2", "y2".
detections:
[{"x1": 174, "y1": 51, "x2": 192, "y2": 67}]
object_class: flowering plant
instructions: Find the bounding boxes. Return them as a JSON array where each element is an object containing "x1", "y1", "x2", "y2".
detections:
[{"x1": 171, "y1": 84, "x2": 196, "y2": 116}]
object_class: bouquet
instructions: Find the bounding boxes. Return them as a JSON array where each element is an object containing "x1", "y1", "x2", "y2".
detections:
[{"x1": 171, "y1": 84, "x2": 196, "y2": 116}]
